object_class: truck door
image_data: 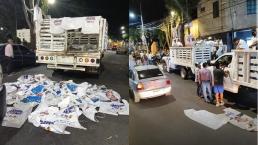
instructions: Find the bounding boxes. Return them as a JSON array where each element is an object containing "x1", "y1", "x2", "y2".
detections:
[{"x1": 216, "y1": 54, "x2": 239, "y2": 93}]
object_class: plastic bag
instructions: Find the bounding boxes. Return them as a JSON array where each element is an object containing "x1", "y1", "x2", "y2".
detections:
[
  {"x1": 2, "y1": 105, "x2": 33, "y2": 128},
  {"x1": 81, "y1": 104, "x2": 98, "y2": 122}
]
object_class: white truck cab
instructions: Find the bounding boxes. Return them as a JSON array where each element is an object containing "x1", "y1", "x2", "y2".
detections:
[{"x1": 210, "y1": 50, "x2": 258, "y2": 93}]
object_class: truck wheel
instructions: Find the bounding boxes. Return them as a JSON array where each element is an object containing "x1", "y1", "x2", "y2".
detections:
[{"x1": 180, "y1": 68, "x2": 188, "y2": 79}]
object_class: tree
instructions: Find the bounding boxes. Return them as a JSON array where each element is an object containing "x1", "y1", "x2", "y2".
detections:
[
  {"x1": 21, "y1": 0, "x2": 48, "y2": 49},
  {"x1": 0, "y1": 0, "x2": 16, "y2": 42},
  {"x1": 163, "y1": 0, "x2": 200, "y2": 46},
  {"x1": 129, "y1": 27, "x2": 141, "y2": 44},
  {"x1": 164, "y1": 0, "x2": 200, "y2": 22}
]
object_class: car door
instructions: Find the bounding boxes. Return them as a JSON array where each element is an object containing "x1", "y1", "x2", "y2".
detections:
[
  {"x1": 13, "y1": 45, "x2": 23, "y2": 68},
  {"x1": 19, "y1": 45, "x2": 35, "y2": 66}
]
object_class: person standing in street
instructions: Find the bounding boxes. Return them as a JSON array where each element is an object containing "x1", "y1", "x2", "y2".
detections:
[
  {"x1": 198, "y1": 62, "x2": 213, "y2": 103},
  {"x1": 3, "y1": 38, "x2": 14, "y2": 75},
  {"x1": 195, "y1": 63, "x2": 202, "y2": 97},
  {"x1": 213, "y1": 62, "x2": 225, "y2": 107}
]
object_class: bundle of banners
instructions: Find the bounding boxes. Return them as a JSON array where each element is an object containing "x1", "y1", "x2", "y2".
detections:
[{"x1": 2, "y1": 74, "x2": 129, "y2": 134}]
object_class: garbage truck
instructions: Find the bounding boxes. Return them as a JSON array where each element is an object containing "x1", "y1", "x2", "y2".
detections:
[{"x1": 35, "y1": 14, "x2": 108, "y2": 75}]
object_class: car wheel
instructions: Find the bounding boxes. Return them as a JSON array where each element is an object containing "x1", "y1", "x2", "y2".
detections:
[{"x1": 180, "y1": 67, "x2": 188, "y2": 79}]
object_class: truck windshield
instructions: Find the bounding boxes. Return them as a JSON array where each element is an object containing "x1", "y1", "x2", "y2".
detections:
[
  {"x1": 67, "y1": 30, "x2": 99, "y2": 53},
  {"x1": 137, "y1": 68, "x2": 163, "y2": 80}
]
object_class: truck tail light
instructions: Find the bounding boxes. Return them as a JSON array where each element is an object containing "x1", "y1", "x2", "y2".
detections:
[
  {"x1": 90, "y1": 59, "x2": 95, "y2": 63},
  {"x1": 40, "y1": 56, "x2": 44, "y2": 60},
  {"x1": 79, "y1": 58, "x2": 83, "y2": 62},
  {"x1": 50, "y1": 56, "x2": 53, "y2": 60},
  {"x1": 137, "y1": 83, "x2": 144, "y2": 90},
  {"x1": 45, "y1": 56, "x2": 49, "y2": 60},
  {"x1": 166, "y1": 80, "x2": 171, "y2": 85},
  {"x1": 85, "y1": 58, "x2": 89, "y2": 62}
]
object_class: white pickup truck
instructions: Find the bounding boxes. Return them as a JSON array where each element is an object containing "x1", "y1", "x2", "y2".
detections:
[
  {"x1": 163, "y1": 42, "x2": 211, "y2": 79},
  {"x1": 35, "y1": 15, "x2": 108, "y2": 75},
  {"x1": 210, "y1": 50, "x2": 258, "y2": 93},
  {"x1": 163, "y1": 45, "x2": 258, "y2": 94}
]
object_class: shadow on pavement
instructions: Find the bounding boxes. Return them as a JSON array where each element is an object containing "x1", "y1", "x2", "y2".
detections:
[
  {"x1": 133, "y1": 95, "x2": 176, "y2": 109},
  {"x1": 52, "y1": 70, "x2": 100, "y2": 79},
  {"x1": 0, "y1": 127, "x2": 21, "y2": 145}
]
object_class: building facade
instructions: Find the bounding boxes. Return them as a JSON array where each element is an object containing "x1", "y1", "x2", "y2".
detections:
[{"x1": 197, "y1": 0, "x2": 257, "y2": 49}]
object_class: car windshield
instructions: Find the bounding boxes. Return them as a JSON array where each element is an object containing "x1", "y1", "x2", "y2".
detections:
[{"x1": 137, "y1": 68, "x2": 163, "y2": 80}]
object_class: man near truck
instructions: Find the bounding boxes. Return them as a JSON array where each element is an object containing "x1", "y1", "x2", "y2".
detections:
[
  {"x1": 3, "y1": 38, "x2": 14, "y2": 75},
  {"x1": 213, "y1": 62, "x2": 225, "y2": 107},
  {"x1": 198, "y1": 62, "x2": 213, "y2": 103}
]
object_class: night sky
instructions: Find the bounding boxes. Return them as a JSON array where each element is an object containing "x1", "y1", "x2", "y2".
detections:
[
  {"x1": 129, "y1": 0, "x2": 168, "y2": 24},
  {"x1": 17, "y1": 0, "x2": 128, "y2": 39}
]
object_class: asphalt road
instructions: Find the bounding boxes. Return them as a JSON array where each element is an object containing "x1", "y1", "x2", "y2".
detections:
[
  {"x1": 130, "y1": 71, "x2": 257, "y2": 145},
  {"x1": 0, "y1": 51, "x2": 129, "y2": 145}
]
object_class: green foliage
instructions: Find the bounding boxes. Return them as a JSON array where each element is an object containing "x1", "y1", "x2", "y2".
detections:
[
  {"x1": 164, "y1": 0, "x2": 200, "y2": 21},
  {"x1": 40, "y1": 0, "x2": 49, "y2": 14},
  {"x1": 129, "y1": 27, "x2": 141, "y2": 42}
]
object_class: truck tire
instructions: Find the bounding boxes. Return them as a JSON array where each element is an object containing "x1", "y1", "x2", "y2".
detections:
[{"x1": 180, "y1": 67, "x2": 188, "y2": 79}]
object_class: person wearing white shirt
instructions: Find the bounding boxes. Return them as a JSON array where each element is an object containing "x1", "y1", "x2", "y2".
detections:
[
  {"x1": 249, "y1": 30, "x2": 257, "y2": 50},
  {"x1": 233, "y1": 38, "x2": 249, "y2": 50},
  {"x1": 3, "y1": 38, "x2": 14, "y2": 75}
]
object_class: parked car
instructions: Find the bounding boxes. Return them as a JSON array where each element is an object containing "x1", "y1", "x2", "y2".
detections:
[
  {"x1": 116, "y1": 47, "x2": 128, "y2": 54},
  {"x1": 112, "y1": 45, "x2": 117, "y2": 51},
  {"x1": 0, "y1": 44, "x2": 36, "y2": 72},
  {"x1": 129, "y1": 65, "x2": 172, "y2": 102}
]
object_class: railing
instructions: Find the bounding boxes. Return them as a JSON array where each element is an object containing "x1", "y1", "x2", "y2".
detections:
[{"x1": 233, "y1": 50, "x2": 258, "y2": 89}]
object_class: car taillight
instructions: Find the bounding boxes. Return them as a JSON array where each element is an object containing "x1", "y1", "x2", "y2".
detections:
[
  {"x1": 137, "y1": 83, "x2": 144, "y2": 90},
  {"x1": 166, "y1": 80, "x2": 171, "y2": 85},
  {"x1": 91, "y1": 59, "x2": 95, "y2": 63}
]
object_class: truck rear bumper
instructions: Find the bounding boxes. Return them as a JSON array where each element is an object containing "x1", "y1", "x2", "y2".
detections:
[{"x1": 46, "y1": 64, "x2": 100, "y2": 72}]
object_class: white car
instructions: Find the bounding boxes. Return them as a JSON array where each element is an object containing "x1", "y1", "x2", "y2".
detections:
[{"x1": 129, "y1": 65, "x2": 172, "y2": 103}]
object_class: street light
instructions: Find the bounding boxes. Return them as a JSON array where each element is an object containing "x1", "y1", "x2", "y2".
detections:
[
  {"x1": 129, "y1": 12, "x2": 136, "y2": 19},
  {"x1": 0, "y1": 27, "x2": 3, "y2": 31},
  {"x1": 121, "y1": 26, "x2": 125, "y2": 30},
  {"x1": 171, "y1": 11, "x2": 175, "y2": 17},
  {"x1": 48, "y1": 0, "x2": 55, "y2": 5},
  {"x1": 122, "y1": 30, "x2": 126, "y2": 34}
]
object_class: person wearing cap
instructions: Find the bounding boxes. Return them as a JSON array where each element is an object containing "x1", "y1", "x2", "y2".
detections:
[{"x1": 249, "y1": 30, "x2": 257, "y2": 50}]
